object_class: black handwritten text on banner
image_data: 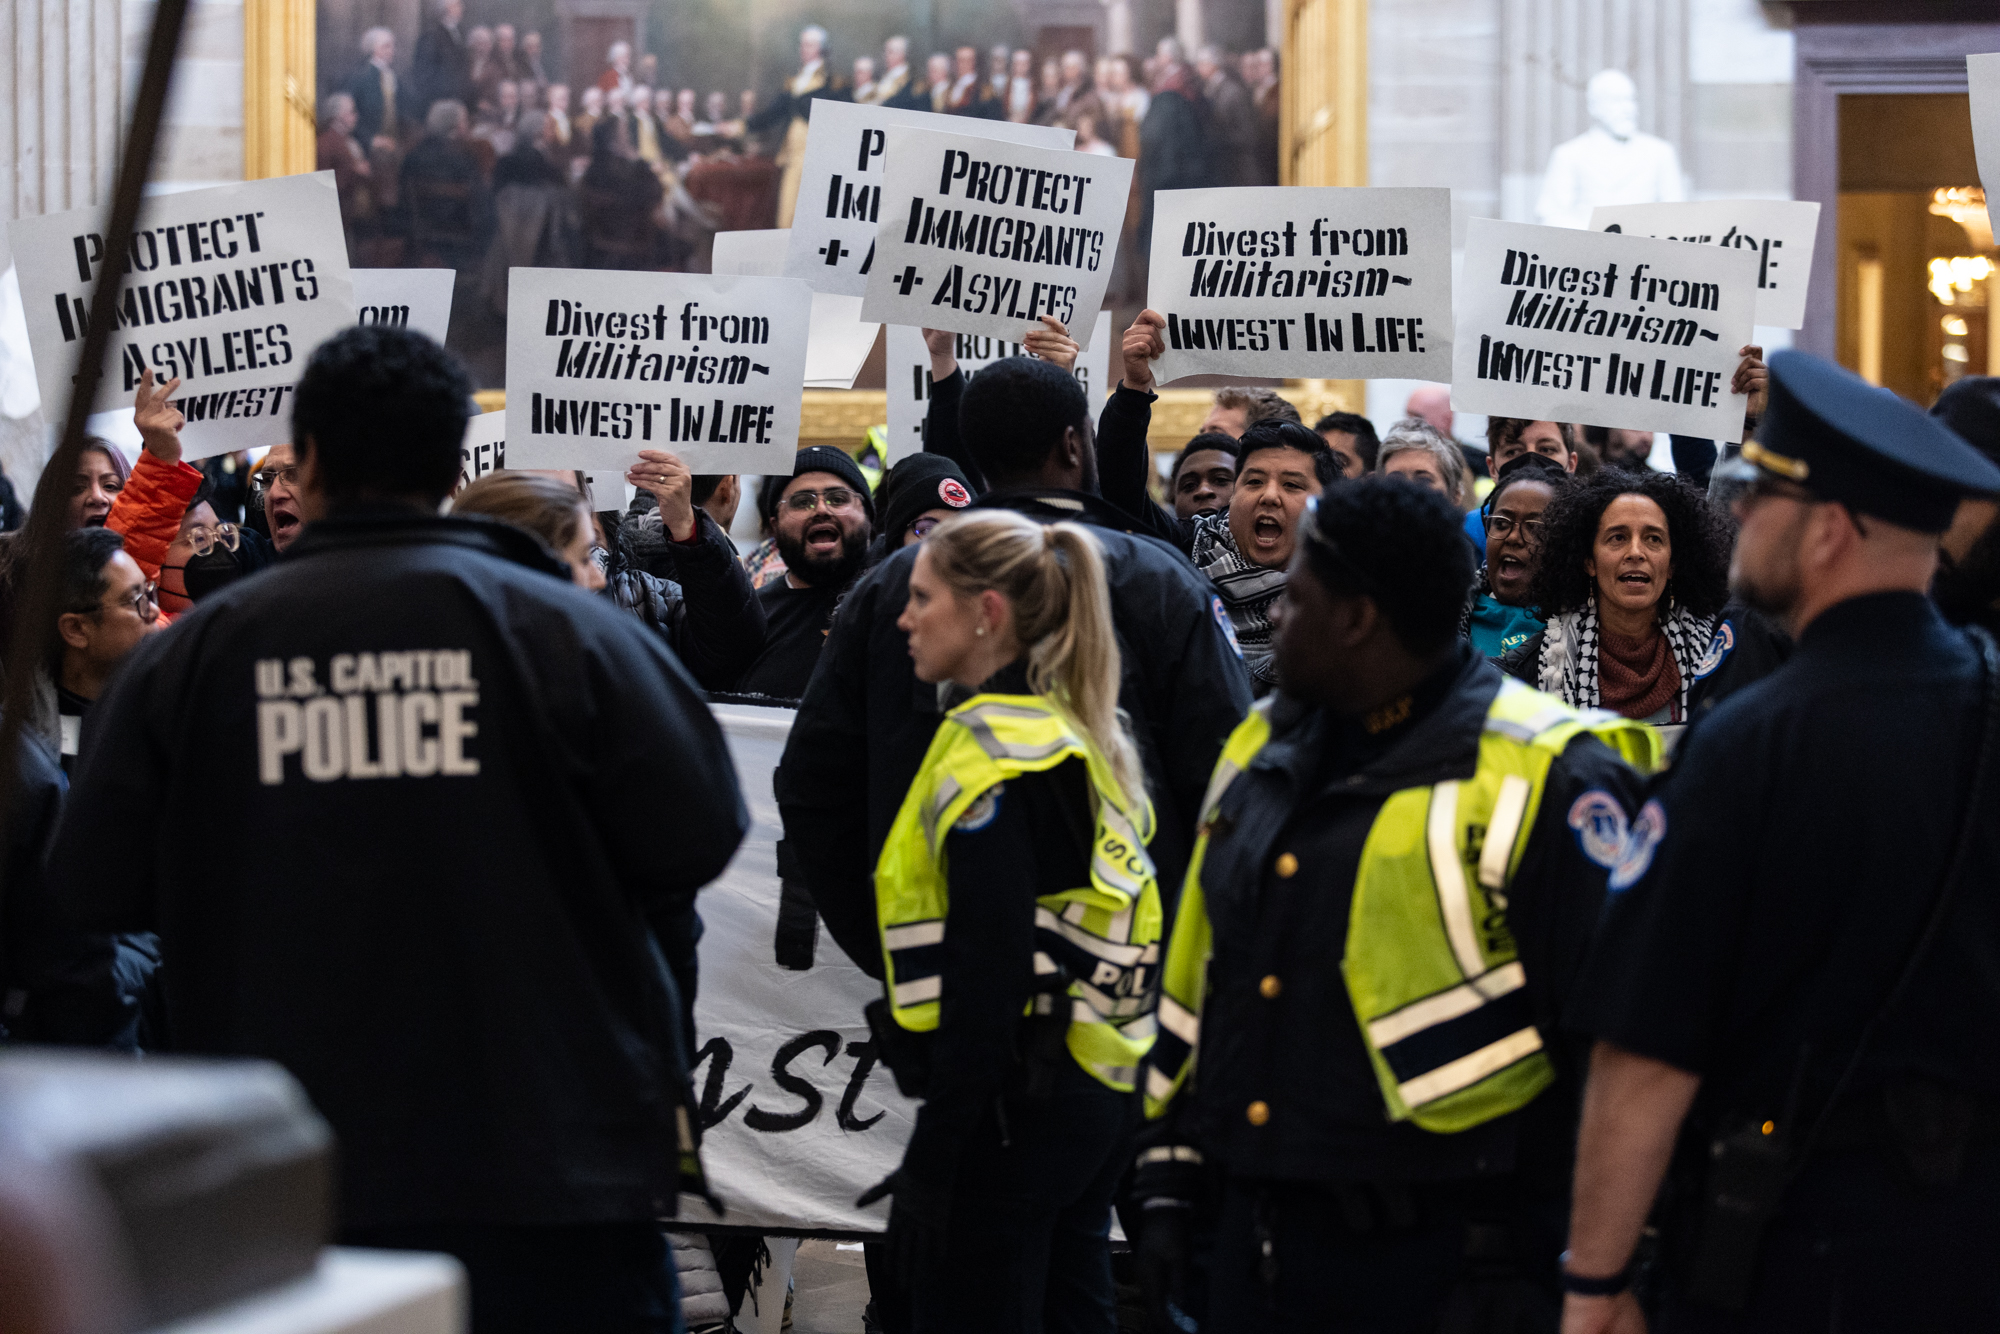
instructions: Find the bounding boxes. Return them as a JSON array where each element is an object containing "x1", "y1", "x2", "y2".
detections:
[
  {"x1": 7, "y1": 172, "x2": 355, "y2": 458},
  {"x1": 1146, "y1": 187, "x2": 1453, "y2": 384},
  {"x1": 1451, "y1": 218, "x2": 1757, "y2": 442},
  {"x1": 504, "y1": 268, "x2": 810, "y2": 473},
  {"x1": 885, "y1": 312, "x2": 1111, "y2": 462},
  {"x1": 1588, "y1": 200, "x2": 1820, "y2": 329},
  {"x1": 862, "y1": 127, "x2": 1132, "y2": 347},
  {"x1": 784, "y1": 102, "x2": 1071, "y2": 297}
]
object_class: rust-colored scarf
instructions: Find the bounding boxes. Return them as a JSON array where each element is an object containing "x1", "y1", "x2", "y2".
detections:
[{"x1": 1598, "y1": 627, "x2": 1681, "y2": 720}]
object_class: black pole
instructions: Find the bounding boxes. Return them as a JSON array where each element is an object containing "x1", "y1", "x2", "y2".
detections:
[{"x1": 0, "y1": 0, "x2": 193, "y2": 946}]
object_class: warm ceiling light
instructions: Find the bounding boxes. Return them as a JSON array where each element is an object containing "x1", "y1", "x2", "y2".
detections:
[
  {"x1": 1931, "y1": 187, "x2": 1994, "y2": 251},
  {"x1": 1929, "y1": 255, "x2": 1994, "y2": 305}
]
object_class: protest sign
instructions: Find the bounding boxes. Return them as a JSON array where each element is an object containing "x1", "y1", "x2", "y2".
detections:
[
  {"x1": 1973, "y1": 54, "x2": 2000, "y2": 240},
  {"x1": 1588, "y1": 200, "x2": 1820, "y2": 329},
  {"x1": 504, "y1": 267, "x2": 811, "y2": 473},
  {"x1": 351, "y1": 268, "x2": 455, "y2": 343},
  {"x1": 1452, "y1": 218, "x2": 1757, "y2": 441},
  {"x1": 713, "y1": 229, "x2": 879, "y2": 389},
  {"x1": 695, "y1": 705, "x2": 915, "y2": 1233},
  {"x1": 1146, "y1": 187, "x2": 1453, "y2": 384},
  {"x1": 885, "y1": 310, "x2": 1112, "y2": 461},
  {"x1": 453, "y1": 409, "x2": 507, "y2": 493},
  {"x1": 862, "y1": 127, "x2": 1132, "y2": 347},
  {"x1": 7, "y1": 171, "x2": 354, "y2": 458},
  {"x1": 783, "y1": 101, "x2": 1071, "y2": 297}
]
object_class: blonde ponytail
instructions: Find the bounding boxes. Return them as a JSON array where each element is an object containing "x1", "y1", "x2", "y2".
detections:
[{"x1": 921, "y1": 512, "x2": 1145, "y2": 806}]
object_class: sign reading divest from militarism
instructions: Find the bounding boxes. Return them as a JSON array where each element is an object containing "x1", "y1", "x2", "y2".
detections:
[
  {"x1": 884, "y1": 311, "x2": 1112, "y2": 461},
  {"x1": 783, "y1": 101, "x2": 1072, "y2": 297},
  {"x1": 862, "y1": 127, "x2": 1132, "y2": 348},
  {"x1": 1587, "y1": 200, "x2": 1820, "y2": 329},
  {"x1": 351, "y1": 268, "x2": 455, "y2": 343},
  {"x1": 1146, "y1": 187, "x2": 1453, "y2": 384},
  {"x1": 504, "y1": 267, "x2": 811, "y2": 473},
  {"x1": 7, "y1": 171, "x2": 354, "y2": 458},
  {"x1": 1452, "y1": 218, "x2": 1757, "y2": 441}
]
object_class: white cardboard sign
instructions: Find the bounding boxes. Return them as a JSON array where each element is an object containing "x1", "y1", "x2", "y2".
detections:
[
  {"x1": 351, "y1": 268, "x2": 456, "y2": 344},
  {"x1": 862, "y1": 127, "x2": 1131, "y2": 348},
  {"x1": 1588, "y1": 199, "x2": 1820, "y2": 329},
  {"x1": 1452, "y1": 218, "x2": 1757, "y2": 441},
  {"x1": 1970, "y1": 54, "x2": 2000, "y2": 242},
  {"x1": 1146, "y1": 187, "x2": 1453, "y2": 384},
  {"x1": 504, "y1": 267, "x2": 811, "y2": 473},
  {"x1": 713, "y1": 229, "x2": 880, "y2": 389},
  {"x1": 885, "y1": 311, "x2": 1112, "y2": 462},
  {"x1": 7, "y1": 171, "x2": 355, "y2": 458},
  {"x1": 453, "y1": 409, "x2": 507, "y2": 494},
  {"x1": 783, "y1": 102, "x2": 1072, "y2": 297}
]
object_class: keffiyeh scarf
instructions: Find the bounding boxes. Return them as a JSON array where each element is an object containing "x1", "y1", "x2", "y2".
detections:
[
  {"x1": 1190, "y1": 513, "x2": 1287, "y2": 685},
  {"x1": 1537, "y1": 593, "x2": 1715, "y2": 718}
]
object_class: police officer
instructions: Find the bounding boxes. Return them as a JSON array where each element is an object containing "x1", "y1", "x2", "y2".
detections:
[
  {"x1": 1135, "y1": 476, "x2": 1656, "y2": 1332},
  {"x1": 46, "y1": 327, "x2": 749, "y2": 1333},
  {"x1": 1561, "y1": 351, "x2": 2000, "y2": 1332},
  {"x1": 861, "y1": 509, "x2": 1161, "y2": 1332}
]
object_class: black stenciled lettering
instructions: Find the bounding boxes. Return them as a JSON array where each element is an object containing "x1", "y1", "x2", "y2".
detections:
[{"x1": 742, "y1": 1030, "x2": 842, "y2": 1132}]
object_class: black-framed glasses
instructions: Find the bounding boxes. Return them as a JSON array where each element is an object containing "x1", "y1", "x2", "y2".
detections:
[
  {"x1": 783, "y1": 486, "x2": 862, "y2": 514},
  {"x1": 181, "y1": 522, "x2": 241, "y2": 556},
  {"x1": 92, "y1": 580, "x2": 159, "y2": 621},
  {"x1": 1484, "y1": 514, "x2": 1545, "y2": 541}
]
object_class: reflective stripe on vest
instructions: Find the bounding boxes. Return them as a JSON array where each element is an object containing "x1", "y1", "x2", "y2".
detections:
[
  {"x1": 875, "y1": 693, "x2": 1163, "y2": 1093},
  {"x1": 1144, "y1": 679, "x2": 1657, "y2": 1128}
]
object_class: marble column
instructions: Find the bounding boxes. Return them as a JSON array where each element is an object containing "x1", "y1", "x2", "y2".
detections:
[{"x1": 1497, "y1": 0, "x2": 1687, "y2": 222}]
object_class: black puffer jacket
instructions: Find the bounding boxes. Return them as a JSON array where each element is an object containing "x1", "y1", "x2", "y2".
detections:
[{"x1": 609, "y1": 500, "x2": 766, "y2": 691}]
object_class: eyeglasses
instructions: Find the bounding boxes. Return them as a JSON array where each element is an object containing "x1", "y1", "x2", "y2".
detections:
[
  {"x1": 910, "y1": 516, "x2": 943, "y2": 538},
  {"x1": 783, "y1": 486, "x2": 863, "y2": 514},
  {"x1": 1484, "y1": 514, "x2": 1545, "y2": 540},
  {"x1": 91, "y1": 580, "x2": 159, "y2": 621},
  {"x1": 181, "y1": 522, "x2": 241, "y2": 556}
]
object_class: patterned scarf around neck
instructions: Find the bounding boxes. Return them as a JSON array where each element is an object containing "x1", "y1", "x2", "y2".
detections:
[
  {"x1": 1535, "y1": 592, "x2": 1715, "y2": 718},
  {"x1": 1190, "y1": 513, "x2": 1287, "y2": 684}
]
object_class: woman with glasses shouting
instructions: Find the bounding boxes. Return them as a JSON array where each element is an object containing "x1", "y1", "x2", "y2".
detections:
[{"x1": 1460, "y1": 453, "x2": 1576, "y2": 659}]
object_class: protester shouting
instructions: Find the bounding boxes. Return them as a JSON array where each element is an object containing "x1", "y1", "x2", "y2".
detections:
[
  {"x1": 1463, "y1": 419, "x2": 1581, "y2": 558},
  {"x1": 252, "y1": 445, "x2": 307, "y2": 551},
  {"x1": 1461, "y1": 453, "x2": 1575, "y2": 659},
  {"x1": 861, "y1": 509, "x2": 1159, "y2": 1332},
  {"x1": 1134, "y1": 478, "x2": 1655, "y2": 1333},
  {"x1": 1502, "y1": 470, "x2": 1732, "y2": 723},
  {"x1": 777, "y1": 355, "x2": 1251, "y2": 991},
  {"x1": 43, "y1": 326, "x2": 748, "y2": 1334}
]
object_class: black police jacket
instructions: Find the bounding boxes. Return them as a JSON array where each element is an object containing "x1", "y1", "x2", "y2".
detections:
[
  {"x1": 47, "y1": 507, "x2": 748, "y2": 1228},
  {"x1": 775, "y1": 487, "x2": 1254, "y2": 981},
  {"x1": 1159, "y1": 649, "x2": 1644, "y2": 1186}
]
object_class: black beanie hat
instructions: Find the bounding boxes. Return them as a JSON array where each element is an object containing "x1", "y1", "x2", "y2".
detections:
[
  {"x1": 881, "y1": 453, "x2": 974, "y2": 539},
  {"x1": 788, "y1": 446, "x2": 876, "y2": 523}
]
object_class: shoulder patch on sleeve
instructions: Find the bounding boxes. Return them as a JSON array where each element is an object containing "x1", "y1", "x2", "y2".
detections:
[
  {"x1": 1212, "y1": 595, "x2": 1244, "y2": 658},
  {"x1": 1691, "y1": 621, "x2": 1736, "y2": 680},
  {"x1": 1609, "y1": 799, "x2": 1667, "y2": 891},
  {"x1": 1567, "y1": 789, "x2": 1631, "y2": 869},
  {"x1": 954, "y1": 783, "x2": 1004, "y2": 832}
]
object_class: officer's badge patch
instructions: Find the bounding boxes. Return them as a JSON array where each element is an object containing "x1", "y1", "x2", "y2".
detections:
[
  {"x1": 1212, "y1": 596, "x2": 1243, "y2": 658},
  {"x1": 1609, "y1": 799, "x2": 1666, "y2": 891},
  {"x1": 1567, "y1": 790, "x2": 1630, "y2": 869},
  {"x1": 1691, "y1": 621, "x2": 1736, "y2": 680},
  {"x1": 955, "y1": 784, "x2": 1004, "y2": 832}
]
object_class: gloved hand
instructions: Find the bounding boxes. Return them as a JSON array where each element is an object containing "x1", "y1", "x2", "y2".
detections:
[
  {"x1": 1135, "y1": 1199, "x2": 1195, "y2": 1334},
  {"x1": 856, "y1": 1169, "x2": 950, "y2": 1287}
]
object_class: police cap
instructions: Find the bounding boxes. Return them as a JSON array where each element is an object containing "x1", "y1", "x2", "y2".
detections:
[{"x1": 1744, "y1": 350, "x2": 2000, "y2": 533}]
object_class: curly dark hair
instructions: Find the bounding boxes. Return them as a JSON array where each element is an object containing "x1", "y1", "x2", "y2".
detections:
[{"x1": 1524, "y1": 470, "x2": 1732, "y2": 619}]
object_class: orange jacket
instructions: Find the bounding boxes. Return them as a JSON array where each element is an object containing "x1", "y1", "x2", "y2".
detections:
[{"x1": 106, "y1": 452, "x2": 204, "y2": 581}]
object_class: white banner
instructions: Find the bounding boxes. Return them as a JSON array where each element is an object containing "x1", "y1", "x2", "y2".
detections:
[
  {"x1": 1973, "y1": 54, "x2": 2000, "y2": 241},
  {"x1": 351, "y1": 268, "x2": 455, "y2": 344},
  {"x1": 7, "y1": 172, "x2": 354, "y2": 458},
  {"x1": 713, "y1": 229, "x2": 880, "y2": 389},
  {"x1": 1587, "y1": 200, "x2": 1820, "y2": 329},
  {"x1": 783, "y1": 102, "x2": 1072, "y2": 297},
  {"x1": 504, "y1": 267, "x2": 811, "y2": 473},
  {"x1": 885, "y1": 311, "x2": 1112, "y2": 461},
  {"x1": 453, "y1": 409, "x2": 507, "y2": 494},
  {"x1": 1146, "y1": 187, "x2": 1453, "y2": 384},
  {"x1": 696, "y1": 705, "x2": 914, "y2": 1233},
  {"x1": 862, "y1": 127, "x2": 1131, "y2": 347},
  {"x1": 1452, "y1": 218, "x2": 1757, "y2": 441}
]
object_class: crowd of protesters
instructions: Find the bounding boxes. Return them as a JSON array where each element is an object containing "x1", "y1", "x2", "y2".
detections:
[
  {"x1": 0, "y1": 269, "x2": 1997, "y2": 1334},
  {"x1": 316, "y1": 4, "x2": 1279, "y2": 318}
]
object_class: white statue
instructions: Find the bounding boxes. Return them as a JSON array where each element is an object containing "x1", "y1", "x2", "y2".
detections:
[{"x1": 1535, "y1": 70, "x2": 1684, "y2": 229}]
